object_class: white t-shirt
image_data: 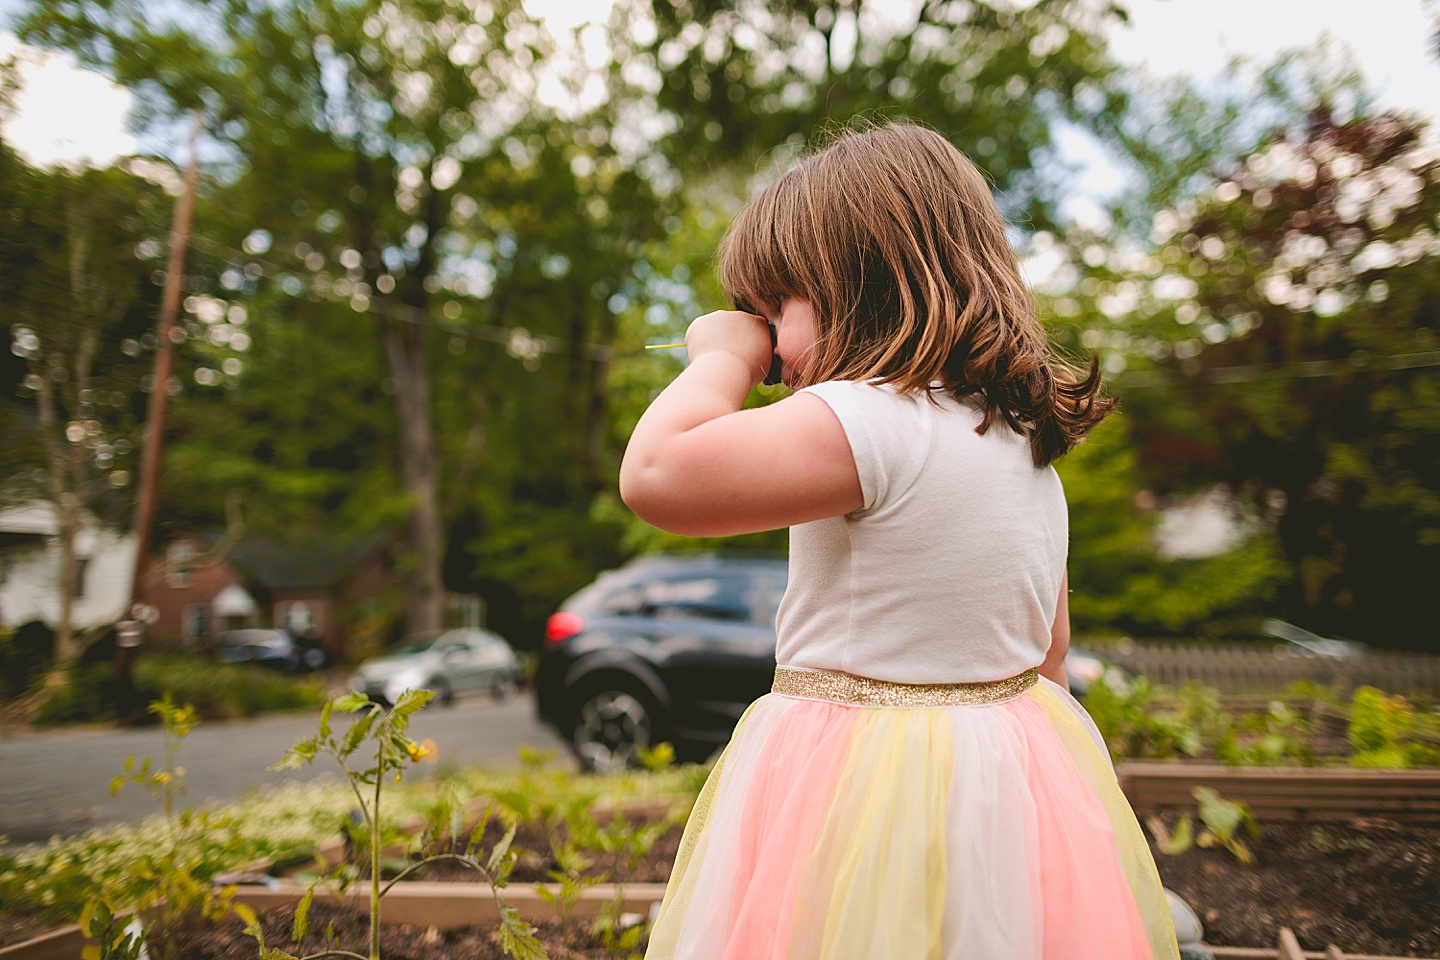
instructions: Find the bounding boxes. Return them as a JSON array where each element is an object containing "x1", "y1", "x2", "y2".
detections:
[{"x1": 774, "y1": 380, "x2": 1068, "y2": 684}]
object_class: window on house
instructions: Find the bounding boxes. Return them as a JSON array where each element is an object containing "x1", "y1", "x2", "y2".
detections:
[
  {"x1": 71, "y1": 557, "x2": 89, "y2": 600},
  {"x1": 167, "y1": 542, "x2": 193, "y2": 588},
  {"x1": 183, "y1": 603, "x2": 210, "y2": 644}
]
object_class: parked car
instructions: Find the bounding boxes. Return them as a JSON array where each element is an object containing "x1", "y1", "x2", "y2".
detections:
[
  {"x1": 350, "y1": 628, "x2": 520, "y2": 707},
  {"x1": 1064, "y1": 646, "x2": 1128, "y2": 699},
  {"x1": 537, "y1": 554, "x2": 1121, "y2": 770},
  {"x1": 212, "y1": 628, "x2": 328, "y2": 673},
  {"x1": 1261, "y1": 618, "x2": 1364, "y2": 660},
  {"x1": 536, "y1": 554, "x2": 789, "y2": 772}
]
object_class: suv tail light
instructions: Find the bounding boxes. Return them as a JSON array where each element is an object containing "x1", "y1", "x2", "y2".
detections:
[{"x1": 545, "y1": 611, "x2": 584, "y2": 647}]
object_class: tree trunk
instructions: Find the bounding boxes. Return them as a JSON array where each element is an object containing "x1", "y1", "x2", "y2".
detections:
[{"x1": 382, "y1": 314, "x2": 445, "y2": 638}]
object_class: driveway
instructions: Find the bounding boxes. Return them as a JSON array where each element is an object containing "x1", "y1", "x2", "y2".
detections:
[{"x1": 0, "y1": 690, "x2": 570, "y2": 846}]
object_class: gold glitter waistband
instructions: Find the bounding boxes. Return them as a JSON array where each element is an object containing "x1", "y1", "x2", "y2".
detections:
[{"x1": 772, "y1": 666, "x2": 1038, "y2": 707}]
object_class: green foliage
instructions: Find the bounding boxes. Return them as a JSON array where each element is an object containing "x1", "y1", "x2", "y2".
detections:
[
  {"x1": 33, "y1": 661, "x2": 120, "y2": 725},
  {"x1": 1213, "y1": 699, "x2": 1315, "y2": 767},
  {"x1": 269, "y1": 690, "x2": 548, "y2": 959},
  {"x1": 1346, "y1": 685, "x2": 1440, "y2": 768},
  {"x1": 591, "y1": 894, "x2": 646, "y2": 960},
  {"x1": 74, "y1": 697, "x2": 244, "y2": 958},
  {"x1": 79, "y1": 898, "x2": 146, "y2": 960},
  {"x1": 135, "y1": 655, "x2": 327, "y2": 719},
  {"x1": 1151, "y1": 786, "x2": 1262, "y2": 865},
  {"x1": 635, "y1": 0, "x2": 1126, "y2": 231},
  {"x1": 0, "y1": 625, "x2": 52, "y2": 700},
  {"x1": 1192, "y1": 786, "x2": 1262, "y2": 864},
  {"x1": 1058, "y1": 416, "x2": 1289, "y2": 636},
  {"x1": 1083, "y1": 676, "x2": 1207, "y2": 760},
  {"x1": 1085, "y1": 108, "x2": 1440, "y2": 647}
]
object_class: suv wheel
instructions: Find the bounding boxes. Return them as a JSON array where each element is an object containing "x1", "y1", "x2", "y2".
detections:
[
  {"x1": 491, "y1": 675, "x2": 516, "y2": 701},
  {"x1": 571, "y1": 685, "x2": 662, "y2": 773}
]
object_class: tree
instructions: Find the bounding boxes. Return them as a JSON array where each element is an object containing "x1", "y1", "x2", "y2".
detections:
[
  {"x1": 15, "y1": 0, "x2": 563, "y2": 636},
  {"x1": 0, "y1": 136, "x2": 169, "y2": 671},
  {"x1": 617, "y1": 0, "x2": 1127, "y2": 230},
  {"x1": 1103, "y1": 108, "x2": 1440, "y2": 648}
]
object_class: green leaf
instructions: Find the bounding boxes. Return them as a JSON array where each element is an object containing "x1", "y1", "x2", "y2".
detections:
[
  {"x1": 332, "y1": 691, "x2": 372, "y2": 713},
  {"x1": 292, "y1": 883, "x2": 313, "y2": 943},
  {"x1": 487, "y1": 821, "x2": 518, "y2": 877},
  {"x1": 318, "y1": 699, "x2": 334, "y2": 740},
  {"x1": 391, "y1": 687, "x2": 435, "y2": 717},
  {"x1": 270, "y1": 737, "x2": 320, "y2": 771},
  {"x1": 497, "y1": 904, "x2": 548, "y2": 960},
  {"x1": 466, "y1": 803, "x2": 494, "y2": 858},
  {"x1": 234, "y1": 902, "x2": 259, "y2": 935},
  {"x1": 339, "y1": 709, "x2": 379, "y2": 759},
  {"x1": 1158, "y1": 814, "x2": 1194, "y2": 856}
]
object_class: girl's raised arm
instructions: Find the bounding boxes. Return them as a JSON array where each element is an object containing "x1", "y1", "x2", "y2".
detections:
[{"x1": 619, "y1": 310, "x2": 862, "y2": 537}]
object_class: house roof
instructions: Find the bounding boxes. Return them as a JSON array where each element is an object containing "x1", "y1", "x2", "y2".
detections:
[{"x1": 208, "y1": 529, "x2": 394, "y2": 591}]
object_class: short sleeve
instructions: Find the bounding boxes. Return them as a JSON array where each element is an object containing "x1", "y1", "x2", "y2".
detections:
[{"x1": 797, "y1": 380, "x2": 932, "y2": 515}]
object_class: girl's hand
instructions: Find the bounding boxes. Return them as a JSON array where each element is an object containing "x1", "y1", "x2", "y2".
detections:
[{"x1": 684, "y1": 309, "x2": 773, "y2": 384}]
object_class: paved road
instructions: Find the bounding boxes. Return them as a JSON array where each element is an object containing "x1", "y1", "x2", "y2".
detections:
[{"x1": 0, "y1": 691, "x2": 571, "y2": 846}]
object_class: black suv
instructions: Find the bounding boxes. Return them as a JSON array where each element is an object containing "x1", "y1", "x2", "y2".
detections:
[{"x1": 536, "y1": 554, "x2": 788, "y2": 771}]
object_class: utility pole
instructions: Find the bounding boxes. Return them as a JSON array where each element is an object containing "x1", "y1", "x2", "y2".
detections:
[{"x1": 119, "y1": 111, "x2": 203, "y2": 715}]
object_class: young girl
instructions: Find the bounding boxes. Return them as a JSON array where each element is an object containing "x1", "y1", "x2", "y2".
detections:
[{"x1": 620, "y1": 122, "x2": 1179, "y2": 960}]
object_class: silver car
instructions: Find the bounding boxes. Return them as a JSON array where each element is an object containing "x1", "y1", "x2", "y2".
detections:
[{"x1": 349, "y1": 628, "x2": 520, "y2": 707}]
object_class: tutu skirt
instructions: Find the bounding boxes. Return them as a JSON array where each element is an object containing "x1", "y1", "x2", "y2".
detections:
[{"x1": 646, "y1": 672, "x2": 1179, "y2": 960}]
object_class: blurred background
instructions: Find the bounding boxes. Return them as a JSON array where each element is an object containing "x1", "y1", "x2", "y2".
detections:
[{"x1": 1, "y1": 0, "x2": 1438, "y2": 723}]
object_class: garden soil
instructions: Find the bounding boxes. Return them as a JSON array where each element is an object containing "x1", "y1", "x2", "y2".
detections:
[
  {"x1": 5, "y1": 816, "x2": 1437, "y2": 955},
  {"x1": 173, "y1": 901, "x2": 638, "y2": 960},
  {"x1": 1146, "y1": 814, "x2": 1440, "y2": 956}
]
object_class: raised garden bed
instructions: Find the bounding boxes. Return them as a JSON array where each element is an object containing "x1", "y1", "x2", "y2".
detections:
[
  {"x1": 5, "y1": 763, "x2": 1438, "y2": 960},
  {"x1": 173, "y1": 900, "x2": 650, "y2": 960},
  {"x1": 1119, "y1": 763, "x2": 1440, "y2": 821}
]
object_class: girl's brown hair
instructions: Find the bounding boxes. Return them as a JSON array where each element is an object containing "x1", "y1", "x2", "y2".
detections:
[{"x1": 718, "y1": 121, "x2": 1113, "y2": 468}]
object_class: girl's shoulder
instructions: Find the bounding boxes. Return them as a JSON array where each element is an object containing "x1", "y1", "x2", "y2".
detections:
[{"x1": 797, "y1": 378, "x2": 982, "y2": 424}]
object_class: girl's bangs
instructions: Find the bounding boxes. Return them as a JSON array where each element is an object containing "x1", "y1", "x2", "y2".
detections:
[{"x1": 718, "y1": 176, "x2": 808, "y2": 314}]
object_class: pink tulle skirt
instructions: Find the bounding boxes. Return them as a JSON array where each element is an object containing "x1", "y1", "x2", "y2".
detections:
[{"x1": 646, "y1": 675, "x2": 1179, "y2": 960}]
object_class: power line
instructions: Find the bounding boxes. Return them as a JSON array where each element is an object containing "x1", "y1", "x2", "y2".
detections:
[{"x1": 1114, "y1": 351, "x2": 1440, "y2": 388}]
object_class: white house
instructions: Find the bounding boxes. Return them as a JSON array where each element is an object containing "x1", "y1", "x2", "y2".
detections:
[{"x1": 0, "y1": 502, "x2": 135, "y2": 631}]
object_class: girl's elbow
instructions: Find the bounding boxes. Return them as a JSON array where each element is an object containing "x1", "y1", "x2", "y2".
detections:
[{"x1": 619, "y1": 465, "x2": 682, "y2": 531}]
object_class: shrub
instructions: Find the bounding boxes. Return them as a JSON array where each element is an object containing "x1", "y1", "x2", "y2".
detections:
[
  {"x1": 33, "y1": 662, "x2": 120, "y2": 725},
  {"x1": 0, "y1": 621, "x2": 54, "y2": 700},
  {"x1": 135, "y1": 654, "x2": 326, "y2": 719},
  {"x1": 1083, "y1": 676, "x2": 1206, "y2": 760},
  {"x1": 1346, "y1": 686, "x2": 1440, "y2": 768}
]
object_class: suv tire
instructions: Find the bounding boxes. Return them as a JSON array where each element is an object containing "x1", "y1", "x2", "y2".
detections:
[{"x1": 569, "y1": 679, "x2": 667, "y2": 773}]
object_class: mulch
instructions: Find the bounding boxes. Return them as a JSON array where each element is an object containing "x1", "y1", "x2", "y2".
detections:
[
  {"x1": 394, "y1": 814, "x2": 683, "y2": 885},
  {"x1": 1147, "y1": 814, "x2": 1440, "y2": 957},
  {"x1": 170, "y1": 900, "x2": 637, "y2": 960}
]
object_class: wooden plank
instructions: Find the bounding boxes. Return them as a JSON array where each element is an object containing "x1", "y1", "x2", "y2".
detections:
[
  {"x1": 1210, "y1": 949, "x2": 1438, "y2": 960},
  {"x1": 1326, "y1": 946, "x2": 1347, "y2": 960},
  {"x1": 1278, "y1": 928, "x2": 1307, "y2": 960},
  {"x1": 1117, "y1": 763, "x2": 1440, "y2": 821},
  {"x1": 232, "y1": 880, "x2": 670, "y2": 930},
  {"x1": 0, "y1": 925, "x2": 87, "y2": 960}
]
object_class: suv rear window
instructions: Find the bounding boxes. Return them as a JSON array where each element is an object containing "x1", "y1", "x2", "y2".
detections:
[{"x1": 601, "y1": 575, "x2": 754, "y2": 622}]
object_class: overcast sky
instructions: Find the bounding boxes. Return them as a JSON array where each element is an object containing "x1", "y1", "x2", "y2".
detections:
[{"x1": 2, "y1": 0, "x2": 1437, "y2": 197}]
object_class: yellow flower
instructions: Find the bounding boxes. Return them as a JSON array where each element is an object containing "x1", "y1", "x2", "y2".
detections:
[{"x1": 405, "y1": 738, "x2": 438, "y2": 764}]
